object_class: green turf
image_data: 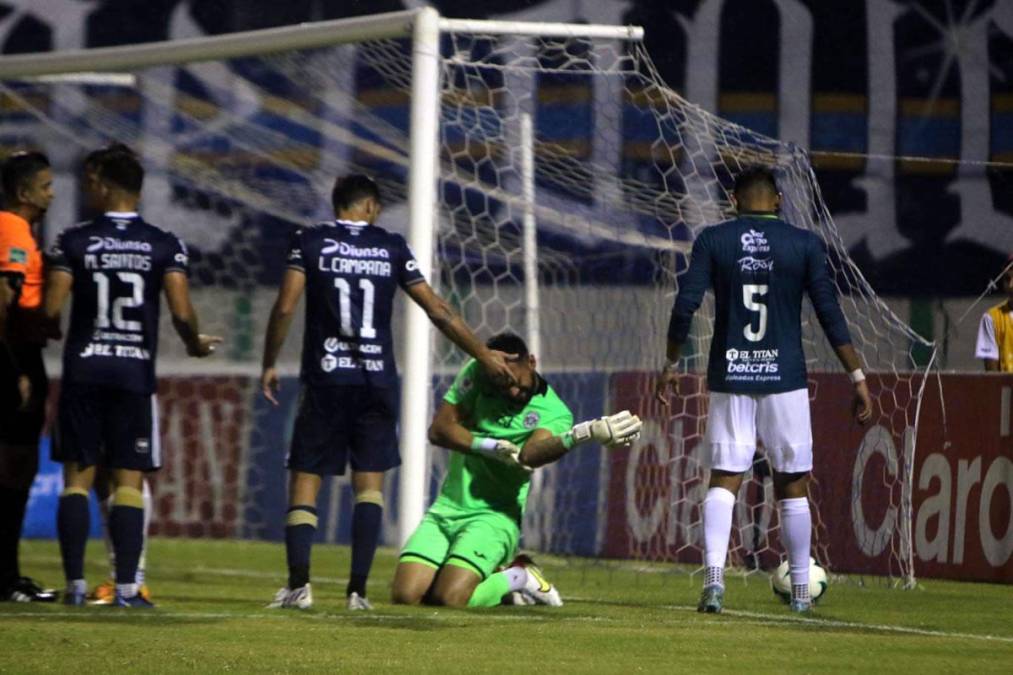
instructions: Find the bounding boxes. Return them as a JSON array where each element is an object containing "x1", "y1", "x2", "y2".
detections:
[{"x1": 2, "y1": 539, "x2": 1011, "y2": 673}]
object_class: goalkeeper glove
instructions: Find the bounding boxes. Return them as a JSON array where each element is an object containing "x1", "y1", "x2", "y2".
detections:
[
  {"x1": 563, "y1": 410, "x2": 642, "y2": 449},
  {"x1": 470, "y1": 437, "x2": 531, "y2": 472}
]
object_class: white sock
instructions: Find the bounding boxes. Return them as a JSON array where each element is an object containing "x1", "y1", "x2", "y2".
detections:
[
  {"x1": 503, "y1": 566, "x2": 528, "y2": 592},
  {"x1": 67, "y1": 579, "x2": 86, "y2": 595},
  {"x1": 702, "y1": 487, "x2": 736, "y2": 587},
  {"x1": 101, "y1": 495, "x2": 116, "y2": 577},
  {"x1": 116, "y1": 582, "x2": 138, "y2": 599},
  {"x1": 137, "y1": 479, "x2": 152, "y2": 586},
  {"x1": 778, "y1": 497, "x2": 811, "y2": 601}
]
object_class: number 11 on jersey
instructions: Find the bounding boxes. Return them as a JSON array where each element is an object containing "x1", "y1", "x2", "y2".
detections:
[{"x1": 334, "y1": 278, "x2": 376, "y2": 339}]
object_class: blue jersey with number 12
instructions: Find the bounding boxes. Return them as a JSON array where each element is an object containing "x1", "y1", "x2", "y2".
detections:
[
  {"x1": 668, "y1": 214, "x2": 852, "y2": 394},
  {"x1": 286, "y1": 219, "x2": 425, "y2": 388},
  {"x1": 47, "y1": 213, "x2": 189, "y2": 394}
]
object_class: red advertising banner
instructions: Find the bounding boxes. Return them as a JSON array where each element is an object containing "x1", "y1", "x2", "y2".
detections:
[
  {"x1": 147, "y1": 376, "x2": 254, "y2": 539},
  {"x1": 604, "y1": 372, "x2": 1013, "y2": 583}
]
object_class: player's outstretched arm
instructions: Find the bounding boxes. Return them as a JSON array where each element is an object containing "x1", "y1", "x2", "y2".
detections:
[
  {"x1": 428, "y1": 400, "x2": 527, "y2": 470},
  {"x1": 164, "y1": 271, "x2": 222, "y2": 358},
  {"x1": 520, "y1": 411, "x2": 643, "y2": 469},
  {"x1": 405, "y1": 281, "x2": 515, "y2": 386},
  {"x1": 259, "y1": 268, "x2": 305, "y2": 406}
]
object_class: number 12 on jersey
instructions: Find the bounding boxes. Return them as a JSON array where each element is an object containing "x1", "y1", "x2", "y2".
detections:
[
  {"x1": 334, "y1": 278, "x2": 376, "y2": 339},
  {"x1": 742, "y1": 283, "x2": 768, "y2": 342}
]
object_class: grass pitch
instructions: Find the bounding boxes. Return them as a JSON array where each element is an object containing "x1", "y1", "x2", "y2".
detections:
[{"x1": 2, "y1": 539, "x2": 1011, "y2": 673}]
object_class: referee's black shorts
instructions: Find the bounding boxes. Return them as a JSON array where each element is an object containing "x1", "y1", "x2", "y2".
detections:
[{"x1": 0, "y1": 344, "x2": 47, "y2": 446}]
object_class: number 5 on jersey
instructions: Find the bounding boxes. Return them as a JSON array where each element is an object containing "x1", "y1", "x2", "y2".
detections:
[{"x1": 742, "y1": 283, "x2": 768, "y2": 342}]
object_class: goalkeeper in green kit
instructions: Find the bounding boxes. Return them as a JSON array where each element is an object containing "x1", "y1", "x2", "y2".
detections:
[{"x1": 392, "y1": 332, "x2": 641, "y2": 608}]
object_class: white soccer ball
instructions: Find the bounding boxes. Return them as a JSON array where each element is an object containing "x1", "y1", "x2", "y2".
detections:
[{"x1": 770, "y1": 557, "x2": 828, "y2": 603}]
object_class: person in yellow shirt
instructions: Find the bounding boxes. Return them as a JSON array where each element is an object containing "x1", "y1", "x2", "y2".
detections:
[
  {"x1": 0, "y1": 151, "x2": 56, "y2": 602},
  {"x1": 976, "y1": 262, "x2": 1013, "y2": 372}
]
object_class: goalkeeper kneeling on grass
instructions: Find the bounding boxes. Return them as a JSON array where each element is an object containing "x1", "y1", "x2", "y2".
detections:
[{"x1": 392, "y1": 332, "x2": 641, "y2": 608}]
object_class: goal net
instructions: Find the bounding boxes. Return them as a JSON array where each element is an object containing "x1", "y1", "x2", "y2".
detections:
[{"x1": 1, "y1": 9, "x2": 934, "y2": 585}]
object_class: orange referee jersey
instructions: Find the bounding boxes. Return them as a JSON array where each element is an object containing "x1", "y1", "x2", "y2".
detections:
[{"x1": 0, "y1": 210, "x2": 43, "y2": 310}]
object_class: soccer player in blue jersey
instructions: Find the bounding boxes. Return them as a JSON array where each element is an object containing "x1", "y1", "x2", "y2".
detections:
[
  {"x1": 261, "y1": 174, "x2": 515, "y2": 611},
  {"x1": 655, "y1": 167, "x2": 872, "y2": 614},
  {"x1": 76, "y1": 144, "x2": 157, "y2": 605},
  {"x1": 44, "y1": 151, "x2": 221, "y2": 607}
]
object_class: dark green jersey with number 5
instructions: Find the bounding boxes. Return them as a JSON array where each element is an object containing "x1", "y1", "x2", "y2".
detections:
[{"x1": 667, "y1": 214, "x2": 852, "y2": 394}]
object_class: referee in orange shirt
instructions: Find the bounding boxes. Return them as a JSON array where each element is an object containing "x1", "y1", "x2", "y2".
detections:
[{"x1": 0, "y1": 151, "x2": 57, "y2": 602}]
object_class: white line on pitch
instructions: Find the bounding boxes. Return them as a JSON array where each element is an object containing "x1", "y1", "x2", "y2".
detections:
[
  {"x1": 662, "y1": 604, "x2": 1013, "y2": 644},
  {"x1": 0, "y1": 610, "x2": 613, "y2": 624}
]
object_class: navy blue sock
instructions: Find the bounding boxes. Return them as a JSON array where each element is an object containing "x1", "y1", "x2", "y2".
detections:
[
  {"x1": 57, "y1": 492, "x2": 90, "y2": 582},
  {"x1": 285, "y1": 506, "x2": 317, "y2": 589},
  {"x1": 0, "y1": 487, "x2": 29, "y2": 586},
  {"x1": 347, "y1": 501, "x2": 382, "y2": 598},
  {"x1": 109, "y1": 489, "x2": 145, "y2": 586}
]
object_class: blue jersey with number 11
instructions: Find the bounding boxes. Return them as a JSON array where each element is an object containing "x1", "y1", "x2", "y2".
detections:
[
  {"x1": 286, "y1": 219, "x2": 425, "y2": 388},
  {"x1": 668, "y1": 214, "x2": 852, "y2": 394}
]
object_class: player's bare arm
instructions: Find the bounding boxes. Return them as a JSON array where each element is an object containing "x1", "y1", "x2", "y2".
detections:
[
  {"x1": 260, "y1": 267, "x2": 305, "y2": 405},
  {"x1": 654, "y1": 338, "x2": 685, "y2": 406},
  {"x1": 832, "y1": 343, "x2": 872, "y2": 424},
  {"x1": 428, "y1": 399, "x2": 526, "y2": 468},
  {"x1": 164, "y1": 270, "x2": 221, "y2": 358},
  {"x1": 42, "y1": 268, "x2": 72, "y2": 322},
  {"x1": 1, "y1": 274, "x2": 31, "y2": 409},
  {"x1": 405, "y1": 280, "x2": 515, "y2": 386},
  {"x1": 0, "y1": 274, "x2": 16, "y2": 339}
]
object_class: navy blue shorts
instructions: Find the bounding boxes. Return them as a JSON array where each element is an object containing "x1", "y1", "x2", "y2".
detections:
[
  {"x1": 53, "y1": 384, "x2": 160, "y2": 471},
  {"x1": 287, "y1": 384, "x2": 400, "y2": 476}
]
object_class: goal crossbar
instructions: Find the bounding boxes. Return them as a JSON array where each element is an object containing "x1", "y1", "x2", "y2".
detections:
[{"x1": 0, "y1": 11, "x2": 644, "y2": 78}]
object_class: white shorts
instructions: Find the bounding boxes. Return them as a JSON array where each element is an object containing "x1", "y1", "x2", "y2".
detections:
[{"x1": 704, "y1": 388, "x2": 813, "y2": 474}]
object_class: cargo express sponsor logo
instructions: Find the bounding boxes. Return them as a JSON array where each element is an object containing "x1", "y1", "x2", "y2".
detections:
[
  {"x1": 740, "y1": 229, "x2": 769, "y2": 254},
  {"x1": 725, "y1": 347, "x2": 779, "y2": 374},
  {"x1": 737, "y1": 256, "x2": 773, "y2": 272}
]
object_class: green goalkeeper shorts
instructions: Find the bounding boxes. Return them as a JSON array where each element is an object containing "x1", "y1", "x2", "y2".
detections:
[{"x1": 399, "y1": 508, "x2": 519, "y2": 579}]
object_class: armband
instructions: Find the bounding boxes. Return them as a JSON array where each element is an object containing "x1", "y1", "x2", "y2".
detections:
[{"x1": 849, "y1": 369, "x2": 866, "y2": 384}]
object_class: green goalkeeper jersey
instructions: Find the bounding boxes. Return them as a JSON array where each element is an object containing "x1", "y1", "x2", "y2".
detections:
[{"x1": 430, "y1": 359, "x2": 574, "y2": 525}]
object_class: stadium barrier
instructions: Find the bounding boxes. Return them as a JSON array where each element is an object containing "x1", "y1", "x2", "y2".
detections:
[{"x1": 25, "y1": 372, "x2": 1011, "y2": 583}]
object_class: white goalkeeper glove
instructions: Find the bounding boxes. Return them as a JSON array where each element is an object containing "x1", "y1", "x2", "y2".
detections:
[
  {"x1": 564, "y1": 410, "x2": 642, "y2": 449},
  {"x1": 470, "y1": 437, "x2": 532, "y2": 472}
]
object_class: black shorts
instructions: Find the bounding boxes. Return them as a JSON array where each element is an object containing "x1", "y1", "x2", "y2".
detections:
[
  {"x1": 53, "y1": 383, "x2": 160, "y2": 471},
  {"x1": 0, "y1": 344, "x2": 47, "y2": 446},
  {"x1": 288, "y1": 384, "x2": 400, "y2": 476}
]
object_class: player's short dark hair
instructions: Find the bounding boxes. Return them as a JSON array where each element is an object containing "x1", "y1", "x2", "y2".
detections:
[
  {"x1": 84, "y1": 142, "x2": 136, "y2": 171},
  {"x1": 1, "y1": 151, "x2": 50, "y2": 203},
  {"x1": 98, "y1": 151, "x2": 144, "y2": 194},
  {"x1": 486, "y1": 332, "x2": 529, "y2": 359},
  {"x1": 331, "y1": 174, "x2": 380, "y2": 212},
  {"x1": 733, "y1": 166, "x2": 778, "y2": 201}
]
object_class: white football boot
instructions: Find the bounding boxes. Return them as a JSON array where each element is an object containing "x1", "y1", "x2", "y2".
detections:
[
  {"x1": 267, "y1": 583, "x2": 313, "y2": 609},
  {"x1": 509, "y1": 554, "x2": 563, "y2": 607},
  {"x1": 346, "y1": 591, "x2": 373, "y2": 611}
]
